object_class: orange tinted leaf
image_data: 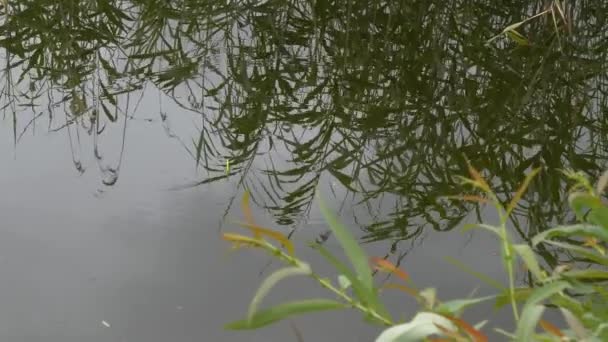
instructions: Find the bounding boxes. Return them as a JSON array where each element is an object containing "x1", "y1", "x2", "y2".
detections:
[
  {"x1": 242, "y1": 190, "x2": 256, "y2": 228},
  {"x1": 371, "y1": 257, "x2": 409, "y2": 282},
  {"x1": 539, "y1": 319, "x2": 564, "y2": 338},
  {"x1": 506, "y1": 167, "x2": 541, "y2": 216},
  {"x1": 445, "y1": 315, "x2": 488, "y2": 342},
  {"x1": 382, "y1": 283, "x2": 419, "y2": 298},
  {"x1": 435, "y1": 323, "x2": 467, "y2": 340},
  {"x1": 466, "y1": 160, "x2": 491, "y2": 192},
  {"x1": 235, "y1": 221, "x2": 295, "y2": 256}
]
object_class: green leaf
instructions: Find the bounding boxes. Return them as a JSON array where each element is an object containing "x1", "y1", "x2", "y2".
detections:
[
  {"x1": 569, "y1": 193, "x2": 603, "y2": 221},
  {"x1": 226, "y1": 299, "x2": 345, "y2": 330},
  {"x1": 588, "y1": 207, "x2": 608, "y2": 230},
  {"x1": 461, "y1": 223, "x2": 502, "y2": 237},
  {"x1": 317, "y1": 195, "x2": 373, "y2": 290},
  {"x1": 512, "y1": 244, "x2": 545, "y2": 281},
  {"x1": 525, "y1": 281, "x2": 570, "y2": 307},
  {"x1": 506, "y1": 29, "x2": 530, "y2": 46},
  {"x1": 539, "y1": 240, "x2": 608, "y2": 266},
  {"x1": 515, "y1": 304, "x2": 545, "y2": 340},
  {"x1": 248, "y1": 264, "x2": 312, "y2": 322},
  {"x1": 494, "y1": 288, "x2": 533, "y2": 309},
  {"x1": 561, "y1": 269, "x2": 608, "y2": 281},
  {"x1": 532, "y1": 225, "x2": 608, "y2": 246},
  {"x1": 560, "y1": 308, "x2": 588, "y2": 340},
  {"x1": 312, "y1": 244, "x2": 390, "y2": 320},
  {"x1": 444, "y1": 256, "x2": 505, "y2": 290},
  {"x1": 375, "y1": 312, "x2": 457, "y2": 342},
  {"x1": 436, "y1": 295, "x2": 496, "y2": 316},
  {"x1": 338, "y1": 275, "x2": 351, "y2": 290}
]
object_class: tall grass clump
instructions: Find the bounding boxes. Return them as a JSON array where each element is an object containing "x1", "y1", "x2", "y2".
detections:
[{"x1": 222, "y1": 166, "x2": 608, "y2": 341}]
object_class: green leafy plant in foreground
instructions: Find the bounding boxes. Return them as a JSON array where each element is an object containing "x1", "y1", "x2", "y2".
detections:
[{"x1": 223, "y1": 167, "x2": 608, "y2": 341}]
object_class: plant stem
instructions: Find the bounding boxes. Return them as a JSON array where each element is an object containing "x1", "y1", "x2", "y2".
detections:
[
  {"x1": 491, "y1": 195, "x2": 519, "y2": 322},
  {"x1": 261, "y1": 241, "x2": 393, "y2": 326}
]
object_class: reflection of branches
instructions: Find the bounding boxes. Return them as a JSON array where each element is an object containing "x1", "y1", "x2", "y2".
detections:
[{"x1": 2, "y1": 1, "x2": 608, "y2": 262}]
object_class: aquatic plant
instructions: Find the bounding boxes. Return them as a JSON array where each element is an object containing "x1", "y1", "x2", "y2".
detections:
[{"x1": 223, "y1": 167, "x2": 608, "y2": 341}]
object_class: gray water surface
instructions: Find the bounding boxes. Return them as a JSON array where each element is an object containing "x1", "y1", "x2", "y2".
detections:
[{"x1": 0, "y1": 118, "x2": 510, "y2": 341}]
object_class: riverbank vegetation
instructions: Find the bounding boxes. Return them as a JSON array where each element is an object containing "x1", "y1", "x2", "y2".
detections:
[{"x1": 224, "y1": 166, "x2": 608, "y2": 341}]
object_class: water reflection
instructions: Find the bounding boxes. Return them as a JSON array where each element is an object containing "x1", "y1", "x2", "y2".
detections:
[{"x1": 1, "y1": 1, "x2": 608, "y2": 256}]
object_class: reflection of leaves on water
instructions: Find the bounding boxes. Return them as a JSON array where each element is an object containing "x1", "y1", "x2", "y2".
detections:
[{"x1": 2, "y1": 0, "x2": 608, "y2": 258}]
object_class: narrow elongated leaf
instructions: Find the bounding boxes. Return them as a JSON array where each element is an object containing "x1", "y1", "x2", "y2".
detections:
[
  {"x1": 226, "y1": 299, "x2": 345, "y2": 330},
  {"x1": 242, "y1": 190, "x2": 255, "y2": 225},
  {"x1": 540, "y1": 240, "x2": 608, "y2": 266},
  {"x1": 560, "y1": 308, "x2": 588, "y2": 340},
  {"x1": 234, "y1": 221, "x2": 294, "y2": 256},
  {"x1": 370, "y1": 257, "x2": 409, "y2": 282},
  {"x1": 444, "y1": 257, "x2": 505, "y2": 290},
  {"x1": 512, "y1": 244, "x2": 545, "y2": 281},
  {"x1": 436, "y1": 295, "x2": 495, "y2": 316},
  {"x1": 465, "y1": 161, "x2": 491, "y2": 192},
  {"x1": 313, "y1": 244, "x2": 390, "y2": 320},
  {"x1": 445, "y1": 315, "x2": 488, "y2": 342},
  {"x1": 532, "y1": 225, "x2": 608, "y2": 246},
  {"x1": 382, "y1": 283, "x2": 419, "y2": 298},
  {"x1": 317, "y1": 194, "x2": 373, "y2": 290},
  {"x1": 515, "y1": 304, "x2": 545, "y2": 340},
  {"x1": 461, "y1": 223, "x2": 501, "y2": 236},
  {"x1": 561, "y1": 269, "x2": 608, "y2": 280},
  {"x1": 525, "y1": 281, "x2": 570, "y2": 307},
  {"x1": 507, "y1": 167, "x2": 541, "y2": 216},
  {"x1": 539, "y1": 319, "x2": 564, "y2": 338},
  {"x1": 248, "y1": 264, "x2": 312, "y2": 322},
  {"x1": 444, "y1": 195, "x2": 489, "y2": 204},
  {"x1": 375, "y1": 312, "x2": 457, "y2": 342},
  {"x1": 569, "y1": 193, "x2": 602, "y2": 221},
  {"x1": 494, "y1": 288, "x2": 532, "y2": 309}
]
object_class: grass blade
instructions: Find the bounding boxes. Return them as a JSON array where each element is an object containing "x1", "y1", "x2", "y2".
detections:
[{"x1": 226, "y1": 299, "x2": 345, "y2": 330}]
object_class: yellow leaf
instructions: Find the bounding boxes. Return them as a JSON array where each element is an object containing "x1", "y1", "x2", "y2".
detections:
[
  {"x1": 234, "y1": 221, "x2": 295, "y2": 256},
  {"x1": 506, "y1": 29, "x2": 530, "y2": 46},
  {"x1": 506, "y1": 167, "x2": 542, "y2": 216},
  {"x1": 222, "y1": 233, "x2": 265, "y2": 250}
]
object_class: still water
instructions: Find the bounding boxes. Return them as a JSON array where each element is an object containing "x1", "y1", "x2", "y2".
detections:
[{"x1": 0, "y1": 0, "x2": 606, "y2": 341}]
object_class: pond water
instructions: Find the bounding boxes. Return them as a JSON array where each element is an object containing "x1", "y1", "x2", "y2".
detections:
[{"x1": 0, "y1": 1, "x2": 607, "y2": 341}]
